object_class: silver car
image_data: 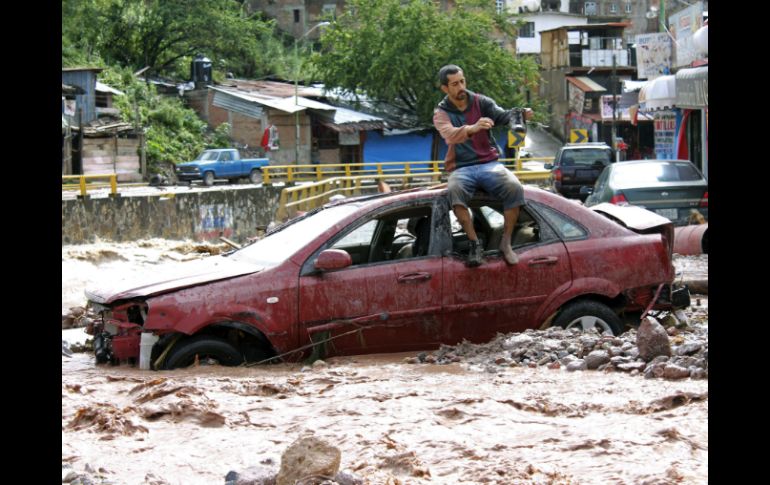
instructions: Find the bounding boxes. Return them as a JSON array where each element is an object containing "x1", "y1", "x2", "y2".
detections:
[{"x1": 584, "y1": 159, "x2": 708, "y2": 226}]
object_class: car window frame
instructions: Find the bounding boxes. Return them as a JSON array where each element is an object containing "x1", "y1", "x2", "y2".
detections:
[
  {"x1": 528, "y1": 201, "x2": 590, "y2": 242},
  {"x1": 300, "y1": 198, "x2": 440, "y2": 276}
]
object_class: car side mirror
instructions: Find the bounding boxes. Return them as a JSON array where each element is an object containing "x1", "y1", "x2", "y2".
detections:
[
  {"x1": 314, "y1": 249, "x2": 352, "y2": 272},
  {"x1": 544, "y1": 163, "x2": 553, "y2": 170}
]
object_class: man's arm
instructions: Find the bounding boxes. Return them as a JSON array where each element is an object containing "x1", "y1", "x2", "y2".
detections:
[
  {"x1": 479, "y1": 95, "x2": 534, "y2": 125},
  {"x1": 434, "y1": 109, "x2": 493, "y2": 143}
]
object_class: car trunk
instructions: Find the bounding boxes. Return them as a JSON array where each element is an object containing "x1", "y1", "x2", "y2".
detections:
[
  {"x1": 590, "y1": 203, "x2": 675, "y2": 260},
  {"x1": 620, "y1": 186, "x2": 705, "y2": 221}
]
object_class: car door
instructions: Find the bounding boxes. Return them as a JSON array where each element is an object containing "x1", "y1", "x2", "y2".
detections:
[
  {"x1": 297, "y1": 202, "x2": 443, "y2": 356},
  {"x1": 440, "y1": 202, "x2": 573, "y2": 344},
  {"x1": 218, "y1": 150, "x2": 237, "y2": 177}
]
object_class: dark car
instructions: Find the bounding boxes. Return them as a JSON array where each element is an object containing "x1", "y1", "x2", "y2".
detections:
[
  {"x1": 584, "y1": 159, "x2": 708, "y2": 226},
  {"x1": 546, "y1": 143, "x2": 614, "y2": 200},
  {"x1": 85, "y1": 185, "x2": 690, "y2": 370}
]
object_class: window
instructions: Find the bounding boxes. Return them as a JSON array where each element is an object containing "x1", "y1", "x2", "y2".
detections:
[
  {"x1": 625, "y1": 2, "x2": 632, "y2": 14},
  {"x1": 609, "y1": 3, "x2": 617, "y2": 13},
  {"x1": 450, "y1": 203, "x2": 546, "y2": 255},
  {"x1": 322, "y1": 4, "x2": 336, "y2": 19},
  {"x1": 584, "y1": 2, "x2": 597, "y2": 15},
  {"x1": 293, "y1": 9, "x2": 300, "y2": 23},
  {"x1": 519, "y1": 22, "x2": 536, "y2": 38},
  {"x1": 496, "y1": 0, "x2": 504, "y2": 14},
  {"x1": 533, "y1": 204, "x2": 588, "y2": 240},
  {"x1": 330, "y1": 207, "x2": 434, "y2": 265}
]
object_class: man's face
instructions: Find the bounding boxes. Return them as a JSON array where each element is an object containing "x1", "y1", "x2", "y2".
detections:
[{"x1": 441, "y1": 71, "x2": 467, "y2": 104}]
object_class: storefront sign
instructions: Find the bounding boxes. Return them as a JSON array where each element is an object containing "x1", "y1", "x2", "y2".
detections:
[
  {"x1": 653, "y1": 111, "x2": 677, "y2": 159},
  {"x1": 669, "y1": 2, "x2": 704, "y2": 68}
]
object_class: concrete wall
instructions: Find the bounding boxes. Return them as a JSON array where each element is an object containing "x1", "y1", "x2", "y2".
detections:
[{"x1": 62, "y1": 187, "x2": 284, "y2": 245}]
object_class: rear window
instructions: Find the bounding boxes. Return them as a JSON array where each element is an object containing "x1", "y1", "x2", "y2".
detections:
[
  {"x1": 612, "y1": 162, "x2": 703, "y2": 186},
  {"x1": 560, "y1": 149, "x2": 611, "y2": 167}
]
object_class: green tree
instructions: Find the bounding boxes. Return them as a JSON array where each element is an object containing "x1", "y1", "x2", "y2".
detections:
[
  {"x1": 312, "y1": 0, "x2": 544, "y2": 124},
  {"x1": 62, "y1": 0, "x2": 289, "y2": 80}
]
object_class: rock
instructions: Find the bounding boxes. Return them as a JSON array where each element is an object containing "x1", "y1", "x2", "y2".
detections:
[
  {"x1": 333, "y1": 471, "x2": 364, "y2": 485},
  {"x1": 636, "y1": 317, "x2": 672, "y2": 362},
  {"x1": 649, "y1": 355, "x2": 670, "y2": 365},
  {"x1": 666, "y1": 326, "x2": 680, "y2": 336},
  {"x1": 312, "y1": 360, "x2": 328, "y2": 369},
  {"x1": 689, "y1": 368, "x2": 706, "y2": 379},
  {"x1": 662, "y1": 364, "x2": 691, "y2": 380},
  {"x1": 677, "y1": 342, "x2": 702, "y2": 356},
  {"x1": 62, "y1": 340, "x2": 74, "y2": 358},
  {"x1": 644, "y1": 363, "x2": 666, "y2": 379},
  {"x1": 276, "y1": 436, "x2": 341, "y2": 485},
  {"x1": 566, "y1": 360, "x2": 587, "y2": 372},
  {"x1": 559, "y1": 354, "x2": 578, "y2": 365},
  {"x1": 584, "y1": 350, "x2": 610, "y2": 370},
  {"x1": 70, "y1": 306, "x2": 86, "y2": 317},
  {"x1": 417, "y1": 352, "x2": 427, "y2": 362},
  {"x1": 502, "y1": 334, "x2": 534, "y2": 350},
  {"x1": 424, "y1": 354, "x2": 437, "y2": 364},
  {"x1": 63, "y1": 470, "x2": 79, "y2": 483},
  {"x1": 579, "y1": 336, "x2": 598, "y2": 351},
  {"x1": 62, "y1": 315, "x2": 76, "y2": 329},
  {"x1": 494, "y1": 357, "x2": 508, "y2": 366},
  {"x1": 226, "y1": 465, "x2": 278, "y2": 485},
  {"x1": 547, "y1": 362, "x2": 561, "y2": 370},
  {"x1": 536, "y1": 355, "x2": 551, "y2": 366},
  {"x1": 300, "y1": 366, "x2": 312, "y2": 372},
  {"x1": 610, "y1": 356, "x2": 629, "y2": 366},
  {"x1": 403, "y1": 357, "x2": 419, "y2": 364}
]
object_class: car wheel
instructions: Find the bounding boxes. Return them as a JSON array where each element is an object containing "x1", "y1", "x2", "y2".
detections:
[
  {"x1": 552, "y1": 300, "x2": 623, "y2": 336},
  {"x1": 162, "y1": 335, "x2": 244, "y2": 369},
  {"x1": 203, "y1": 171, "x2": 215, "y2": 186},
  {"x1": 249, "y1": 169, "x2": 263, "y2": 185}
]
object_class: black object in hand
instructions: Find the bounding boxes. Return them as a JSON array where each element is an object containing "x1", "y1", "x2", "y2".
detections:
[{"x1": 510, "y1": 108, "x2": 527, "y2": 134}]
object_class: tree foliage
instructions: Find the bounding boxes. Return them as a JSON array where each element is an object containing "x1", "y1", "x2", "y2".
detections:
[
  {"x1": 312, "y1": 0, "x2": 544, "y2": 124},
  {"x1": 62, "y1": 0, "x2": 292, "y2": 80}
]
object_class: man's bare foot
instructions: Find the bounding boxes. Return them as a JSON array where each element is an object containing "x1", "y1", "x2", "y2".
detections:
[{"x1": 499, "y1": 243, "x2": 519, "y2": 265}]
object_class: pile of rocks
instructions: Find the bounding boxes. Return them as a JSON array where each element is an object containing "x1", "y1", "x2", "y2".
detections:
[{"x1": 406, "y1": 315, "x2": 707, "y2": 380}]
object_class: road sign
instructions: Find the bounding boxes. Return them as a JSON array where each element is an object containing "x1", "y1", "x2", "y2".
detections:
[
  {"x1": 570, "y1": 129, "x2": 588, "y2": 143},
  {"x1": 507, "y1": 130, "x2": 525, "y2": 148}
]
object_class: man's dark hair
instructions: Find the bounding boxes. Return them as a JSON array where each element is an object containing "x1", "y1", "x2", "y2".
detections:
[{"x1": 438, "y1": 65, "x2": 463, "y2": 86}]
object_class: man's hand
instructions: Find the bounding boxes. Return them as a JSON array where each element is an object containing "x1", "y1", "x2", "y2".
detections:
[
  {"x1": 524, "y1": 108, "x2": 534, "y2": 121},
  {"x1": 469, "y1": 117, "x2": 495, "y2": 135}
]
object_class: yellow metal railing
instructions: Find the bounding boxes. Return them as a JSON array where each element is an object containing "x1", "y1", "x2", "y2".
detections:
[
  {"x1": 62, "y1": 174, "x2": 121, "y2": 198},
  {"x1": 274, "y1": 164, "x2": 553, "y2": 221},
  {"x1": 263, "y1": 157, "x2": 554, "y2": 186}
]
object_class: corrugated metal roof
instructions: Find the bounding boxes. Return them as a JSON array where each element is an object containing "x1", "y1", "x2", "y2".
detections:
[
  {"x1": 95, "y1": 81, "x2": 125, "y2": 96},
  {"x1": 212, "y1": 90, "x2": 267, "y2": 118},
  {"x1": 566, "y1": 76, "x2": 606, "y2": 92}
]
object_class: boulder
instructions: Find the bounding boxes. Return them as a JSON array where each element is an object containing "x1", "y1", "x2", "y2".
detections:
[
  {"x1": 636, "y1": 317, "x2": 672, "y2": 362},
  {"x1": 276, "y1": 436, "x2": 341, "y2": 485}
]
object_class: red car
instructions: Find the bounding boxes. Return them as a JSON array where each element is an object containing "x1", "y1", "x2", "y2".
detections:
[{"x1": 85, "y1": 185, "x2": 690, "y2": 369}]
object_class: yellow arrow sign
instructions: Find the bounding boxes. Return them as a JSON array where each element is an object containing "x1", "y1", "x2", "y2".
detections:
[
  {"x1": 507, "y1": 130, "x2": 525, "y2": 148},
  {"x1": 570, "y1": 129, "x2": 588, "y2": 143}
]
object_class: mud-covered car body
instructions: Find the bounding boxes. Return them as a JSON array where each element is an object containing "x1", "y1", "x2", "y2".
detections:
[{"x1": 85, "y1": 185, "x2": 689, "y2": 369}]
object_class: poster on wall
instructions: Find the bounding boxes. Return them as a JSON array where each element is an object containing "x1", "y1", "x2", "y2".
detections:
[
  {"x1": 197, "y1": 204, "x2": 234, "y2": 240},
  {"x1": 635, "y1": 33, "x2": 672, "y2": 80},
  {"x1": 568, "y1": 83, "x2": 585, "y2": 114},
  {"x1": 653, "y1": 111, "x2": 677, "y2": 159},
  {"x1": 669, "y1": 1, "x2": 704, "y2": 68}
]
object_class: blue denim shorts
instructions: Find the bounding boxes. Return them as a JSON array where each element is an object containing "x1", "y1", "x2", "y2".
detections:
[{"x1": 448, "y1": 162, "x2": 525, "y2": 210}]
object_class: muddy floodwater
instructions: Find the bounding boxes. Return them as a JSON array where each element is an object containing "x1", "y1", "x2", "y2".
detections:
[{"x1": 62, "y1": 240, "x2": 708, "y2": 484}]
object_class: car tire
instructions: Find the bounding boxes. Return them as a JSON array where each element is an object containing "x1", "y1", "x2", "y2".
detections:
[
  {"x1": 203, "y1": 171, "x2": 215, "y2": 186},
  {"x1": 162, "y1": 335, "x2": 244, "y2": 369},
  {"x1": 552, "y1": 300, "x2": 624, "y2": 336},
  {"x1": 249, "y1": 169, "x2": 263, "y2": 185}
]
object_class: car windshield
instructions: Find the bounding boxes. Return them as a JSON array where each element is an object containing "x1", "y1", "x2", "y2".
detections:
[
  {"x1": 198, "y1": 151, "x2": 219, "y2": 161},
  {"x1": 228, "y1": 205, "x2": 360, "y2": 268},
  {"x1": 612, "y1": 162, "x2": 703, "y2": 186},
  {"x1": 562, "y1": 149, "x2": 611, "y2": 166}
]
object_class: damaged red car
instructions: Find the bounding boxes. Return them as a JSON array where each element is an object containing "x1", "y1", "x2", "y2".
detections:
[{"x1": 85, "y1": 185, "x2": 690, "y2": 370}]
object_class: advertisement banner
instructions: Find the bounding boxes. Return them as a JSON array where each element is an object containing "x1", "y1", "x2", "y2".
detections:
[
  {"x1": 568, "y1": 83, "x2": 585, "y2": 114},
  {"x1": 653, "y1": 111, "x2": 677, "y2": 159},
  {"x1": 669, "y1": 1, "x2": 704, "y2": 68},
  {"x1": 635, "y1": 33, "x2": 672, "y2": 79}
]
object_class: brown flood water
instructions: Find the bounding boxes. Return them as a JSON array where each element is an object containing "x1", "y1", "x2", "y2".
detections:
[{"x1": 62, "y1": 351, "x2": 707, "y2": 484}]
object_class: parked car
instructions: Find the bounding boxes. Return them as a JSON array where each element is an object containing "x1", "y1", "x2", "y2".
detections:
[
  {"x1": 546, "y1": 143, "x2": 614, "y2": 200},
  {"x1": 584, "y1": 159, "x2": 708, "y2": 226},
  {"x1": 175, "y1": 148, "x2": 269, "y2": 186},
  {"x1": 85, "y1": 185, "x2": 690, "y2": 370}
]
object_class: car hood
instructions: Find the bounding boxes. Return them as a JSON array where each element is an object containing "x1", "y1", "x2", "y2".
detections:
[
  {"x1": 177, "y1": 160, "x2": 215, "y2": 167},
  {"x1": 85, "y1": 255, "x2": 263, "y2": 305},
  {"x1": 590, "y1": 203, "x2": 672, "y2": 231}
]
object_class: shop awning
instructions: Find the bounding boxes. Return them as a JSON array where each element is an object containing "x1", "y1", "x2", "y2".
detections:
[
  {"x1": 638, "y1": 75, "x2": 676, "y2": 111},
  {"x1": 566, "y1": 76, "x2": 607, "y2": 92},
  {"x1": 675, "y1": 66, "x2": 708, "y2": 108}
]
